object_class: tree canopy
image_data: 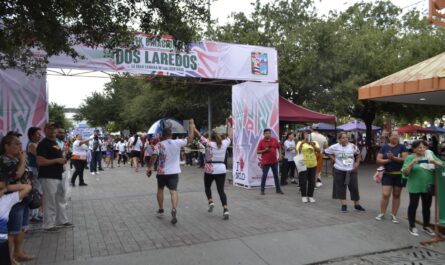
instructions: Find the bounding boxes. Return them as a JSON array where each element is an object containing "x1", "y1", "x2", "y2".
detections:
[
  {"x1": 75, "y1": 0, "x2": 445, "y2": 138},
  {"x1": 0, "y1": 0, "x2": 208, "y2": 73}
]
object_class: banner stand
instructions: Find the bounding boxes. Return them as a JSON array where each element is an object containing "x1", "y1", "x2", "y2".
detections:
[{"x1": 232, "y1": 82, "x2": 279, "y2": 189}]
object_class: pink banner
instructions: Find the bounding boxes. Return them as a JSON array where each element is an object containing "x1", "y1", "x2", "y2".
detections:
[
  {"x1": 0, "y1": 70, "x2": 48, "y2": 141},
  {"x1": 232, "y1": 82, "x2": 279, "y2": 188}
]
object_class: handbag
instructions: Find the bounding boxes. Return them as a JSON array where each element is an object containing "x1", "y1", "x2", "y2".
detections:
[
  {"x1": 294, "y1": 151, "x2": 307, "y2": 173},
  {"x1": 28, "y1": 188, "x2": 42, "y2": 209},
  {"x1": 373, "y1": 166, "x2": 385, "y2": 184}
]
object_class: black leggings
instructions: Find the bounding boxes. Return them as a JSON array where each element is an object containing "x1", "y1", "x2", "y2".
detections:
[
  {"x1": 118, "y1": 154, "x2": 127, "y2": 165},
  {"x1": 408, "y1": 192, "x2": 432, "y2": 228},
  {"x1": 299, "y1": 166, "x2": 316, "y2": 197},
  {"x1": 71, "y1": 160, "x2": 86, "y2": 184},
  {"x1": 204, "y1": 173, "x2": 227, "y2": 207}
]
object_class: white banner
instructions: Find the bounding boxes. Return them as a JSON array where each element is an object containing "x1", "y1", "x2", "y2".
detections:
[
  {"x1": 232, "y1": 82, "x2": 279, "y2": 188},
  {"x1": 46, "y1": 35, "x2": 278, "y2": 83}
]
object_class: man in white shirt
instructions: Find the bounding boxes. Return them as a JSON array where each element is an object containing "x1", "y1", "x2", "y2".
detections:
[
  {"x1": 310, "y1": 125, "x2": 328, "y2": 187},
  {"x1": 147, "y1": 127, "x2": 192, "y2": 225}
]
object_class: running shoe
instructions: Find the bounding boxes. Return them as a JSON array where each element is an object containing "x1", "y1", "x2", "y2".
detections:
[
  {"x1": 223, "y1": 209, "x2": 229, "y2": 220},
  {"x1": 171, "y1": 209, "x2": 177, "y2": 225},
  {"x1": 208, "y1": 202, "x2": 215, "y2": 213},
  {"x1": 308, "y1": 197, "x2": 316, "y2": 203},
  {"x1": 354, "y1": 205, "x2": 366, "y2": 212},
  {"x1": 56, "y1": 222, "x2": 74, "y2": 228},
  {"x1": 341, "y1": 205, "x2": 348, "y2": 213},
  {"x1": 302, "y1": 197, "x2": 308, "y2": 203},
  {"x1": 423, "y1": 226, "x2": 435, "y2": 236},
  {"x1": 316, "y1": 181, "x2": 323, "y2": 188},
  {"x1": 390, "y1": 214, "x2": 399, "y2": 224},
  {"x1": 91, "y1": 172, "x2": 96, "y2": 175},
  {"x1": 276, "y1": 190, "x2": 284, "y2": 194},
  {"x1": 375, "y1": 213, "x2": 385, "y2": 221},
  {"x1": 157, "y1": 209, "x2": 164, "y2": 217},
  {"x1": 44, "y1": 227, "x2": 59, "y2": 233},
  {"x1": 409, "y1": 227, "x2": 419, "y2": 236},
  {"x1": 79, "y1": 183, "x2": 88, "y2": 186}
]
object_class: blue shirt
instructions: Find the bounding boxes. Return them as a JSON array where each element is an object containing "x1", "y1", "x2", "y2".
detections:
[{"x1": 378, "y1": 144, "x2": 407, "y2": 172}]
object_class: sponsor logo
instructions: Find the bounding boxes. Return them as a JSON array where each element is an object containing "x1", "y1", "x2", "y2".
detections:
[{"x1": 251, "y1": 52, "x2": 268, "y2": 75}]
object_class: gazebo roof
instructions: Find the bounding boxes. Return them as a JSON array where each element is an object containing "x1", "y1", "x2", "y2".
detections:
[{"x1": 358, "y1": 52, "x2": 445, "y2": 105}]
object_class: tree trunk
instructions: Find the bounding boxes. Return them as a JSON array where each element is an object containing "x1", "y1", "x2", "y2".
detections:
[{"x1": 360, "y1": 102, "x2": 377, "y2": 163}]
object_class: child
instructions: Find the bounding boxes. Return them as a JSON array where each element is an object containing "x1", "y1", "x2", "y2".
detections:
[{"x1": 0, "y1": 177, "x2": 31, "y2": 265}]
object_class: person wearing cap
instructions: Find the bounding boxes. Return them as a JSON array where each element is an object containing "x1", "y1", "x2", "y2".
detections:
[
  {"x1": 36, "y1": 123, "x2": 73, "y2": 232},
  {"x1": 310, "y1": 124, "x2": 328, "y2": 187},
  {"x1": 257, "y1": 129, "x2": 284, "y2": 195}
]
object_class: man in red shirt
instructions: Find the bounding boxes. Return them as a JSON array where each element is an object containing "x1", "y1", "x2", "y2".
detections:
[{"x1": 257, "y1": 128, "x2": 284, "y2": 195}]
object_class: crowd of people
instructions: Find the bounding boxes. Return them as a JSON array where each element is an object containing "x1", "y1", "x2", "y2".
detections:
[
  {"x1": 275, "y1": 126, "x2": 443, "y2": 237},
  {"x1": 0, "y1": 119, "x2": 444, "y2": 265}
]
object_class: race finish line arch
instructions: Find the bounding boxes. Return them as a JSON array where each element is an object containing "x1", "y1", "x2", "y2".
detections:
[{"x1": 0, "y1": 34, "x2": 279, "y2": 189}]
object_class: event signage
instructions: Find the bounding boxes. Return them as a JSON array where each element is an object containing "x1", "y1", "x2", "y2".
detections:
[
  {"x1": 232, "y1": 82, "x2": 279, "y2": 188},
  {"x1": 47, "y1": 35, "x2": 278, "y2": 82},
  {"x1": 0, "y1": 69, "x2": 48, "y2": 144}
]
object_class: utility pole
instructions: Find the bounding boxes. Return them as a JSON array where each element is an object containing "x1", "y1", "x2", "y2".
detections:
[{"x1": 207, "y1": 0, "x2": 212, "y2": 132}]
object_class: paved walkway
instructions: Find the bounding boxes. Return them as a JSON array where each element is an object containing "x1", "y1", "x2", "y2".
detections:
[{"x1": 23, "y1": 163, "x2": 445, "y2": 265}]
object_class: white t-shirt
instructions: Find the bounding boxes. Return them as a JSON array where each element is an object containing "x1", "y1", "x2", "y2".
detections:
[
  {"x1": 144, "y1": 142, "x2": 154, "y2": 157},
  {"x1": 72, "y1": 140, "x2": 89, "y2": 159},
  {"x1": 154, "y1": 139, "x2": 188, "y2": 175},
  {"x1": 200, "y1": 136, "x2": 231, "y2": 174},
  {"x1": 325, "y1": 143, "x2": 360, "y2": 171},
  {"x1": 0, "y1": 192, "x2": 21, "y2": 241},
  {"x1": 128, "y1": 136, "x2": 143, "y2": 151},
  {"x1": 118, "y1": 142, "x2": 127, "y2": 154},
  {"x1": 310, "y1": 132, "x2": 328, "y2": 152},
  {"x1": 284, "y1": 140, "x2": 296, "y2": 161}
]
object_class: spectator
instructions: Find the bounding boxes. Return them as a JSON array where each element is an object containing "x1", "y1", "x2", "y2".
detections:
[
  {"x1": 282, "y1": 132, "x2": 296, "y2": 185},
  {"x1": 325, "y1": 132, "x2": 365, "y2": 213},
  {"x1": 375, "y1": 131, "x2": 408, "y2": 223},
  {"x1": 36, "y1": 122, "x2": 73, "y2": 232},
  {"x1": 310, "y1": 125, "x2": 328, "y2": 187},
  {"x1": 402, "y1": 140, "x2": 443, "y2": 237},
  {"x1": 296, "y1": 131, "x2": 319, "y2": 203},
  {"x1": 26, "y1": 127, "x2": 43, "y2": 222},
  {"x1": 0, "y1": 133, "x2": 34, "y2": 264},
  {"x1": 257, "y1": 129, "x2": 284, "y2": 195},
  {"x1": 89, "y1": 130, "x2": 103, "y2": 175},
  {"x1": 70, "y1": 134, "x2": 89, "y2": 186},
  {"x1": 0, "y1": 177, "x2": 32, "y2": 265}
]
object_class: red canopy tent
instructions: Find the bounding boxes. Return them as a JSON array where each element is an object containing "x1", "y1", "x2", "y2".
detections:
[
  {"x1": 397, "y1": 125, "x2": 429, "y2": 134},
  {"x1": 279, "y1": 97, "x2": 336, "y2": 123}
]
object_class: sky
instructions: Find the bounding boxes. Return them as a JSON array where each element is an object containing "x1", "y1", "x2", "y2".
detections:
[{"x1": 47, "y1": 0, "x2": 427, "y2": 108}]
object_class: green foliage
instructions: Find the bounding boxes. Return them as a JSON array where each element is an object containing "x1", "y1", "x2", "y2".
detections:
[
  {"x1": 48, "y1": 102, "x2": 73, "y2": 129},
  {"x1": 0, "y1": 0, "x2": 208, "y2": 73},
  {"x1": 76, "y1": 76, "x2": 231, "y2": 132}
]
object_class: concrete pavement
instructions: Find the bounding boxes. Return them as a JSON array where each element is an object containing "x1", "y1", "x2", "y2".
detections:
[{"x1": 22, "y1": 162, "x2": 445, "y2": 265}]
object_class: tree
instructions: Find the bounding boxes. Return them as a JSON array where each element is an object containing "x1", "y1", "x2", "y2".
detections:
[
  {"x1": 48, "y1": 102, "x2": 73, "y2": 129},
  {"x1": 76, "y1": 76, "x2": 231, "y2": 132},
  {"x1": 0, "y1": 0, "x2": 208, "y2": 73}
]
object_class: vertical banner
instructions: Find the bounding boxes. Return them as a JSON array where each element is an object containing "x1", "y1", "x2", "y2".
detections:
[
  {"x1": 0, "y1": 70, "x2": 48, "y2": 142},
  {"x1": 232, "y1": 82, "x2": 279, "y2": 188}
]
